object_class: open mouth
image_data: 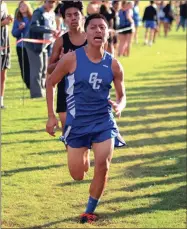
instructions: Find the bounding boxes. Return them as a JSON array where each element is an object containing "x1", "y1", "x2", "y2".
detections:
[
  {"x1": 94, "y1": 36, "x2": 102, "y2": 41},
  {"x1": 71, "y1": 22, "x2": 78, "y2": 26}
]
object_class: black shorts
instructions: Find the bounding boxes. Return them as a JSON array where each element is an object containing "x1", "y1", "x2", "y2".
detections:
[
  {"x1": 56, "y1": 77, "x2": 67, "y2": 113},
  {"x1": 119, "y1": 26, "x2": 133, "y2": 35},
  {"x1": 1, "y1": 54, "x2": 10, "y2": 70},
  {"x1": 108, "y1": 35, "x2": 113, "y2": 44},
  {"x1": 119, "y1": 29, "x2": 133, "y2": 35},
  {"x1": 113, "y1": 35, "x2": 118, "y2": 44}
]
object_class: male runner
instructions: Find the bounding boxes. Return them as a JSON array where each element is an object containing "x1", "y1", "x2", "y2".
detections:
[
  {"x1": 47, "y1": 1, "x2": 87, "y2": 128},
  {"x1": 46, "y1": 13, "x2": 126, "y2": 223}
]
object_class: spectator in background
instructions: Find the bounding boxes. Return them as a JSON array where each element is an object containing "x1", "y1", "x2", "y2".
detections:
[
  {"x1": 54, "y1": 0, "x2": 65, "y2": 31},
  {"x1": 152, "y1": 1, "x2": 159, "y2": 43},
  {"x1": 176, "y1": 1, "x2": 187, "y2": 31},
  {"x1": 47, "y1": 1, "x2": 87, "y2": 130},
  {"x1": 111, "y1": 0, "x2": 121, "y2": 55},
  {"x1": 157, "y1": 0, "x2": 166, "y2": 36},
  {"x1": 173, "y1": 0, "x2": 180, "y2": 26},
  {"x1": 133, "y1": 0, "x2": 141, "y2": 44},
  {"x1": 12, "y1": 1, "x2": 32, "y2": 89},
  {"x1": 0, "y1": 0, "x2": 13, "y2": 109},
  {"x1": 25, "y1": 0, "x2": 59, "y2": 99},
  {"x1": 87, "y1": 0, "x2": 101, "y2": 16},
  {"x1": 163, "y1": 0, "x2": 174, "y2": 36},
  {"x1": 118, "y1": 1, "x2": 134, "y2": 57},
  {"x1": 100, "y1": 0, "x2": 116, "y2": 55},
  {"x1": 142, "y1": 0, "x2": 158, "y2": 46}
]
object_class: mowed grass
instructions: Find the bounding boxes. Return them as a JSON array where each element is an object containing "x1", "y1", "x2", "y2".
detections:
[{"x1": 2, "y1": 1, "x2": 186, "y2": 228}]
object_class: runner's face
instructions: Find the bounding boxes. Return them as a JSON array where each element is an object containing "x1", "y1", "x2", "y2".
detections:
[
  {"x1": 64, "y1": 8, "x2": 82, "y2": 30},
  {"x1": 86, "y1": 18, "x2": 108, "y2": 47}
]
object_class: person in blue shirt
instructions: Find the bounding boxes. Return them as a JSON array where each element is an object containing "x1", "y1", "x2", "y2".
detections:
[
  {"x1": 142, "y1": 0, "x2": 158, "y2": 46},
  {"x1": 46, "y1": 13, "x2": 126, "y2": 224},
  {"x1": 118, "y1": 1, "x2": 134, "y2": 57},
  {"x1": 133, "y1": 0, "x2": 141, "y2": 44},
  {"x1": 163, "y1": 0, "x2": 174, "y2": 37},
  {"x1": 157, "y1": 0, "x2": 166, "y2": 36},
  {"x1": 25, "y1": 0, "x2": 59, "y2": 99},
  {"x1": 111, "y1": 1, "x2": 121, "y2": 55},
  {"x1": 100, "y1": 0, "x2": 116, "y2": 55},
  {"x1": 12, "y1": 1, "x2": 32, "y2": 89}
]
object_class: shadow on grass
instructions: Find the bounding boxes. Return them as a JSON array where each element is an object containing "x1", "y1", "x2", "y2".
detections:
[
  {"x1": 154, "y1": 64, "x2": 186, "y2": 69},
  {"x1": 124, "y1": 155, "x2": 186, "y2": 178},
  {"x1": 101, "y1": 148, "x2": 186, "y2": 218},
  {"x1": 118, "y1": 115, "x2": 186, "y2": 127},
  {"x1": 25, "y1": 216, "x2": 79, "y2": 229},
  {"x1": 120, "y1": 104, "x2": 186, "y2": 117},
  {"x1": 119, "y1": 174, "x2": 186, "y2": 192},
  {"x1": 15, "y1": 117, "x2": 46, "y2": 121},
  {"x1": 2, "y1": 139, "x2": 57, "y2": 145},
  {"x1": 5, "y1": 87, "x2": 24, "y2": 92},
  {"x1": 111, "y1": 148, "x2": 185, "y2": 165},
  {"x1": 118, "y1": 125, "x2": 186, "y2": 136},
  {"x1": 2, "y1": 129, "x2": 45, "y2": 135},
  {"x1": 126, "y1": 98, "x2": 186, "y2": 108},
  {"x1": 137, "y1": 70, "x2": 186, "y2": 77},
  {"x1": 110, "y1": 85, "x2": 185, "y2": 101},
  {"x1": 29, "y1": 149, "x2": 66, "y2": 156},
  {"x1": 126, "y1": 84, "x2": 186, "y2": 98},
  {"x1": 127, "y1": 76, "x2": 186, "y2": 82},
  {"x1": 25, "y1": 184, "x2": 186, "y2": 228},
  {"x1": 57, "y1": 179, "x2": 92, "y2": 187},
  {"x1": 101, "y1": 185, "x2": 186, "y2": 216},
  {"x1": 2, "y1": 164, "x2": 63, "y2": 177},
  {"x1": 118, "y1": 134, "x2": 186, "y2": 148}
]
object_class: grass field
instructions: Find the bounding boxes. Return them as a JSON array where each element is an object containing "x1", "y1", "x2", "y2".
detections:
[{"x1": 1, "y1": 1, "x2": 186, "y2": 228}]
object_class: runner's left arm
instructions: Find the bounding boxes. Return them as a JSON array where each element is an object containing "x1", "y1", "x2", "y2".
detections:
[{"x1": 109, "y1": 58, "x2": 126, "y2": 118}]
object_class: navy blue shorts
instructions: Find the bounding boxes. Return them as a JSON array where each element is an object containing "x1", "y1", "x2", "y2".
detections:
[
  {"x1": 145, "y1": 20, "x2": 157, "y2": 29},
  {"x1": 164, "y1": 18, "x2": 170, "y2": 24},
  {"x1": 64, "y1": 127, "x2": 118, "y2": 149}
]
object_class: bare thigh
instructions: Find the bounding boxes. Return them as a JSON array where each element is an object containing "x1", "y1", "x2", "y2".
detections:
[
  {"x1": 67, "y1": 145, "x2": 90, "y2": 180},
  {"x1": 92, "y1": 138, "x2": 114, "y2": 167}
]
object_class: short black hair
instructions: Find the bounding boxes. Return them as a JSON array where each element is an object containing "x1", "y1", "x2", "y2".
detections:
[
  {"x1": 112, "y1": 1, "x2": 120, "y2": 6},
  {"x1": 84, "y1": 13, "x2": 109, "y2": 31},
  {"x1": 150, "y1": 0, "x2": 154, "y2": 4},
  {"x1": 60, "y1": 1, "x2": 83, "y2": 19}
]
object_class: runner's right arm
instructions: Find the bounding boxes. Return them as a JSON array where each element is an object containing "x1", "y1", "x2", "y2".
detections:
[
  {"x1": 47, "y1": 36, "x2": 63, "y2": 74},
  {"x1": 46, "y1": 52, "x2": 76, "y2": 136}
]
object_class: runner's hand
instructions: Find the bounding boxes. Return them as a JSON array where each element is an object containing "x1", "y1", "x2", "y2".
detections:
[
  {"x1": 52, "y1": 30, "x2": 61, "y2": 38},
  {"x1": 108, "y1": 100, "x2": 122, "y2": 118},
  {"x1": 46, "y1": 115, "x2": 59, "y2": 136}
]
